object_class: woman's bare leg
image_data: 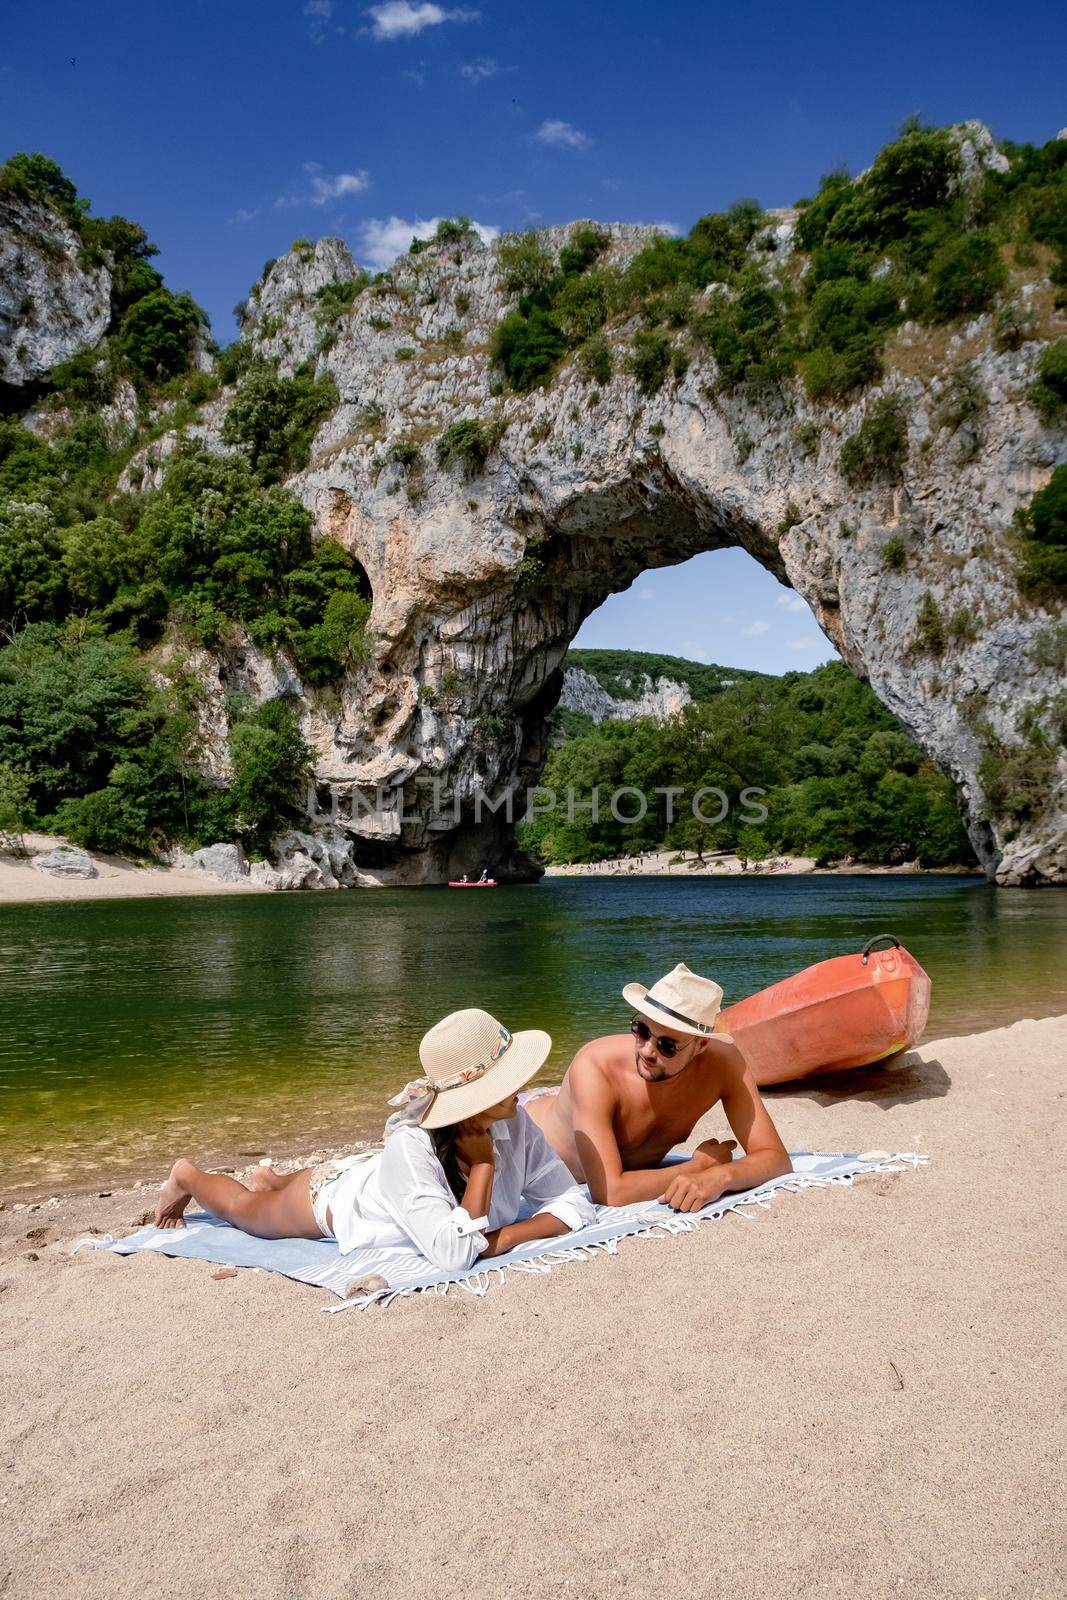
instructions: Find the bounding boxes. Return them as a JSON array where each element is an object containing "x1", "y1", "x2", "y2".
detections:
[{"x1": 154, "y1": 1158, "x2": 321, "y2": 1239}]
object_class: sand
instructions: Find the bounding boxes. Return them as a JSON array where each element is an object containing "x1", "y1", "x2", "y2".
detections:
[
  {"x1": 1, "y1": 836, "x2": 982, "y2": 902},
  {"x1": 544, "y1": 847, "x2": 981, "y2": 878},
  {"x1": 0, "y1": 834, "x2": 267, "y2": 904},
  {"x1": 1, "y1": 1013, "x2": 1064, "y2": 1600}
]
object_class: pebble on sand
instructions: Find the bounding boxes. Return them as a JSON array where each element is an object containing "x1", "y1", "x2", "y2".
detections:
[{"x1": 344, "y1": 1273, "x2": 390, "y2": 1298}]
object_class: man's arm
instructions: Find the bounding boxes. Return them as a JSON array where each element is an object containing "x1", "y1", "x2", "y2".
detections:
[
  {"x1": 570, "y1": 1051, "x2": 712, "y2": 1207},
  {"x1": 659, "y1": 1048, "x2": 791, "y2": 1212}
]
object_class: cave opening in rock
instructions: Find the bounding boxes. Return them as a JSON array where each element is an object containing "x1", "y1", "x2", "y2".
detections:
[
  {"x1": 415, "y1": 471, "x2": 985, "y2": 884},
  {"x1": 484, "y1": 544, "x2": 844, "y2": 878}
]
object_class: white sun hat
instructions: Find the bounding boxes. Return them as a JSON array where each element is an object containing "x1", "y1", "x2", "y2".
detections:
[
  {"x1": 622, "y1": 961, "x2": 733, "y2": 1043},
  {"x1": 385, "y1": 1008, "x2": 552, "y2": 1133}
]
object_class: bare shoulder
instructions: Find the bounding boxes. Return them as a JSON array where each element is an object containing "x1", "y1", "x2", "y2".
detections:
[
  {"x1": 566, "y1": 1036, "x2": 627, "y2": 1098},
  {"x1": 707, "y1": 1038, "x2": 750, "y2": 1084}
]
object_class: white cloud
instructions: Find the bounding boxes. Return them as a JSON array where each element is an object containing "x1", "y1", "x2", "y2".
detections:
[
  {"x1": 365, "y1": 3, "x2": 478, "y2": 40},
  {"x1": 775, "y1": 593, "x2": 808, "y2": 612},
  {"x1": 460, "y1": 55, "x2": 499, "y2": 82},
  {"x1": 742, "y1": 620, "x2": 771, "y2": 636},
  {"x1": 635, "y1": 585, "x2": 655, "y2": 600},
  {"x1": 277, "y1": 163, "x2": 371, "y2": 209},
  {"x1": 229, "y1": 207, "x2": 260, "y2": 225},
  {"x1": 788, "y1": 636, "x2": 823, "y2": 651},
  {"x1": 535, "y1": 119, "x2": 590, "y2": 151},
  {"x1": 681, "y1": 640, "x2": 710, "y2": 662},
  {"x1": 304, "y1": 0, "x2": 334, "y2": 41},
  {"x1": 357, "y1": 214, "x2": 499, "y2": 271}
]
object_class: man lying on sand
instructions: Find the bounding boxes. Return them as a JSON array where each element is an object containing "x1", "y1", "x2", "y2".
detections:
[{"x1": 522, "y1": 963, "x2": 792, "y2": 1209}]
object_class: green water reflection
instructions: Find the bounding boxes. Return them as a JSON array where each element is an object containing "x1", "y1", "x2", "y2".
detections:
[{"x1": 2, "y1": 875, "x2": 1065, "y2": 1196}]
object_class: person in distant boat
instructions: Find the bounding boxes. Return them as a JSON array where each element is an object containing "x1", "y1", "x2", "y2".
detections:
[
  {"x1": 478, "y1": 867, "x2": 490, "y2": 882},
  {"x1": 153, "y1": 1010, "x2": 594, "y2": 1270},
  {"x1": 459, "y1": 873, "x2": 470, "y2": 883},
  {"x1": 522, "y1": 964, "x2": 791, "y2": 1210}
]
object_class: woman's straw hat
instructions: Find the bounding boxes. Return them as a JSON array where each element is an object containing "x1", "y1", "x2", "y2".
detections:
[
  {"x1": 386, "y1": 1008, "x2": 552, "y2": 1132},
  {"x1": 622, "y1": 962, "x2": 732, "y2": 1043}
]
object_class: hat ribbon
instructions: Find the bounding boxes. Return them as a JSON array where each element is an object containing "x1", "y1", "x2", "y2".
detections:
[
  {"x1": 384, "y1": 1026, "x2": 512, "y2": 1134},
  {"x1": 642, "y1": 993, "x2": 715, "y2": 1035}
]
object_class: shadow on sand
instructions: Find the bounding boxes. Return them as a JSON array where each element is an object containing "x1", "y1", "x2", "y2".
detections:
[{"x1": 763, "y1": 1049, "x2": 950, "y2": 1109}]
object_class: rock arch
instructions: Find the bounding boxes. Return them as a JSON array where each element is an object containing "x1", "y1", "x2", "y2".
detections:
[
  {"x1": 305, "y1": 426, "x2": 1055, "y2": 884},
  {"x1": 242, "y1": 218, "x2": 1064, "y2": 887}
]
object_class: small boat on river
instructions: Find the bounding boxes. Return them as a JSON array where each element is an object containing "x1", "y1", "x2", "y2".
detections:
[
  {"x1": 715, "y1": 934, "x2": 931, "y2": 1085},
  {"x1": 448, "y1": 880, "x2": 498, "y2": 888}
]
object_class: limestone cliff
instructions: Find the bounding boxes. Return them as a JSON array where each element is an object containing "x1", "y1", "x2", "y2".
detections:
[
  {"x1": 558, "y1": 667, "x2": 693, "y2": 724},
  {"x1": 212, "y1": 153, "x2": 1064, "y2": 886},
  {"x1": 0, "y1": 192, "x2": 110, "y2": 392},
  {"x1": 6, "y1": 127, "x2": 1067, "y2": 887}
]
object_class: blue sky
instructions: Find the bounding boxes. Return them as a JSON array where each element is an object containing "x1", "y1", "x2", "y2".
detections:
[
  {"x1": 3, "y1": 0, "x2": 1064, "y2": 671},
  {"x1": 571, "y1": 550, "x2": 831, "y2": 673}
]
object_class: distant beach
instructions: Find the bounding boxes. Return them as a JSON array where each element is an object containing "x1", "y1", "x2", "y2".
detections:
[
  {"x1": 543, "y1": 847, "x2": 983, "y2": 878},
  {"x1": 0, "y1": 833, "x2": 268, "y2": 905},
  {"x1": 0, "y1": 837, "x2": 985, "y2": 906}
]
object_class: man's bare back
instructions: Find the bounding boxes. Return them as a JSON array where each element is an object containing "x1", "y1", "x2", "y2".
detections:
[{"x1": 525, "y1": 1025, "x2": 791, "y2": 1210}]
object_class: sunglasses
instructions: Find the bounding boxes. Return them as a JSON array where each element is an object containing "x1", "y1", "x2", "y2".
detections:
[{"x1": 629, "y1": 1017, "x2": 691, "y2": 1059}]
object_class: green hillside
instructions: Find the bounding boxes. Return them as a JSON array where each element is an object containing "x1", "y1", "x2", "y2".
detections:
[
  {"x1": 0, "y1": 154, "x2": 369, "y2": 858},
  {"x1": 527, "y1": 656, "x2": 976, "y2": 868},
  {"x1": 564, "y1": 648, "x2": 767, "y2": 702}
]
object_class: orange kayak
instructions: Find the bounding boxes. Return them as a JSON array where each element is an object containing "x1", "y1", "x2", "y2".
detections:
[{"x1": 715, "y1": 935, "x2": 931, "y2": 1086}]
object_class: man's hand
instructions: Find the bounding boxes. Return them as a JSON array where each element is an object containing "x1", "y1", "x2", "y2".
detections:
[
  {"x1": 453, "y1": 1123, "x2": 494, "y2": 1168},
  {"x1": 690, "y1": 1138, "x2": 737, "y2": 1170},
  {"x1": 658, "y1": 1164, "x2": 730, "y2": 1213}
]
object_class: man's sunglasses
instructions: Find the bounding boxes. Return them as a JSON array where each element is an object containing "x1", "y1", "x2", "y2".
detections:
[{"x1": 629, "y1": 1017, "x2": 691, "y2": 1058}]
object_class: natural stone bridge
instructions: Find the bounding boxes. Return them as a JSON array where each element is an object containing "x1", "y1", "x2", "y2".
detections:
[{"x1": 138, "y1": 209, "x2": 1065, "y2": 886}]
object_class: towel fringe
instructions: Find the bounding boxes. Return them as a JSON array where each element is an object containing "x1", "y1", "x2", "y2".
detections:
[{"x1": 324, "y1": 1152, "x2": 928, "y2": 1311}]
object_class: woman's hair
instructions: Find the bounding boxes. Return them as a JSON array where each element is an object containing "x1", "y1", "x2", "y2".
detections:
[{"x1": 430, "y1": 1124, "x2": 465, "y2": 1202}]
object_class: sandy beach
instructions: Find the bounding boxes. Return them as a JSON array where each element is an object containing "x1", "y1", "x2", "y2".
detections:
[
  {"x1": 2, "y1": 1012, "x2": 1063, "y2": 1599},
  {"x1": 0, "y1": 837, "x2": 983, "y2": 904},
  {"x1": 0, "y1": 834, "x2": 268, "y2": 904},
  {"x1": 544, "y1": 848, "x2": 982, "y2": 878}
]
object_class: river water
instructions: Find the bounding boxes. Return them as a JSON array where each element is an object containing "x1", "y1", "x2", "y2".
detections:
[{"x1": 2, "y1": 874, "x2": 1065, "y2": 1197}]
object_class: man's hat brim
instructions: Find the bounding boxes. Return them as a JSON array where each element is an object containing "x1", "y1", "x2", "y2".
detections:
[{"x1": 622, "y1": 982, "x2": 733, "y2": 1044}]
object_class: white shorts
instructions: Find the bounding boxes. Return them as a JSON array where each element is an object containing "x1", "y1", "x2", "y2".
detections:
[{"x1": 307, "y1": 1155, "x2": 369, "y2": 1238}]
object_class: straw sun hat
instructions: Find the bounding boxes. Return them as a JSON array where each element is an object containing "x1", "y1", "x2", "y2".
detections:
[
  {"x1": 622, "y1": 962, "x2": 733, "y2": 1044},
  {"x1": 386, "y1": 1008, "x2": 552, "y2": 1133}
]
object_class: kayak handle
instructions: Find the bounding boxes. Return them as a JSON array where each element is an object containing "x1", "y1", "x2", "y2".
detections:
[{"x1": 861, "y1": 933, "x2": 901, "y2": 965}]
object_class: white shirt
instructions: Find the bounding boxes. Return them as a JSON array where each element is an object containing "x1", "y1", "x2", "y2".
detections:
[{"x1": 325, "y1": 1109, "x2": 596, "y2": 1268}]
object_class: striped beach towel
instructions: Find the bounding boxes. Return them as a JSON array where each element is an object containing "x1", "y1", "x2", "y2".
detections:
[{"x1": 77, "y1": 1150, "x2": 925, "y2": 1311}]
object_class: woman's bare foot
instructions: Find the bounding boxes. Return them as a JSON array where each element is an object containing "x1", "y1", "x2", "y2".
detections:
[
  {"x1": 243, "y1": 1161, "x2": 285, "y2": 1193},
  {"x1": 154, "y1": 1160, "x2": 193, "y2": 1228}
]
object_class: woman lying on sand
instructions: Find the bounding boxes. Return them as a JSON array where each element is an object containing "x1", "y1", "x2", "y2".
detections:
[{"x1": 154, "y1": 1008, "x2": 596, "y2": 1271}]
